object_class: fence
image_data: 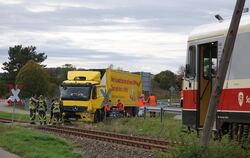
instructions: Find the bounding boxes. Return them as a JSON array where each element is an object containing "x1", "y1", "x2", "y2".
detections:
[
  {"x1": 138, "y1": 106, "x2": 182, "y2": 122},
  {"x1": 0, "y1": 99, "x2": 7, "y2": 105},
  {"x1": 0, "y1": 98, "x2": 30, "y2": 110},
  {"x1": 157, "y1": 99, "x2": 180, "y2": 107}
]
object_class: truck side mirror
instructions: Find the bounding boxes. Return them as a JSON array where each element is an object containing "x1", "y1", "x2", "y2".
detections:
[
  {"x1": 60, "y1": 85, "x2": 67, "y2": 90},
  {"x1": 92, "y1": 86, "x2": 97, "y2": 99}
]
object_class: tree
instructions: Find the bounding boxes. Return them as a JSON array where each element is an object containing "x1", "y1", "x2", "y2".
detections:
[
  {"x1": 48, "y1": 83, "x2": 59, "y2": 98},
  {"x1": 176, "y1": 66, "x2": 185, "y2": 90},
  {"x1": 16, "y1": 60, "x2": 49, "y2": 98},
  {"x1": 62, "y1": 64, "x2": 75, "y2": 69},
  {"x1": 2, "y1": 45, "x2": 47, "y2": 82},
  {"x1": 46, "y1": 64, "x2": 76, "y2": 84},
  {"x1": 0, "y1": 80, "x2": 8, "y2": 98},
  {"x1": 154, "y1": 70, "x2": 177, "y2": 90}
]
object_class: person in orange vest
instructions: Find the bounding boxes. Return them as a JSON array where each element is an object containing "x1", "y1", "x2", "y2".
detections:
[
  {"x1": 117, "y1": 99, "x2": 125, "y2": 117},
  {"x1": 147, "y1": 93, "x2": 157, "y2": 117},
  {"x1": 138, "y1": 94, "x2": 146, "y2": 107},
  {"x1": 105, "y1": 100, "x2": 111, "y2": 117},
  {"x1": 137, "y1": 94, "x2": 146, "y2": 117}
]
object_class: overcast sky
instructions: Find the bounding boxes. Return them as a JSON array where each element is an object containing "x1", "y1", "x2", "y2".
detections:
[{"x1": 0, "y1": 0, "x2": 249, "y2": 74}]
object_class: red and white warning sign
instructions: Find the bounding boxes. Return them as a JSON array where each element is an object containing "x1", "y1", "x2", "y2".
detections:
[{"x1": 8, "y1": 84, "x2": 23, "y2": 105}]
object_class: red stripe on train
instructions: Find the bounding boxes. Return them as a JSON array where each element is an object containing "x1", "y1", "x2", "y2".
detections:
[
  {"x1": 183, "y1": 90, "x2": 196, "y2": 109},
  {"x1": 183, "y1": 88, "x2": 250, "y2": 112}
]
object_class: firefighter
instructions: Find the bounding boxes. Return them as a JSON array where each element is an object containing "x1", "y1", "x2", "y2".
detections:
[
  {"x1": 38, "y1": 95, "x2": 47, "y2": 125},
  {"x1": 51, "y1": 97, "x2": 62, "y2": 125},
  {"x1": 147, "y1": 93, "x2": 157, "y2": 117},
  {"x1": 138, "y1": 94, "x2": 146, "y2": 107},
  {"x1": 29, "y1": 95, "x2": 38, "y2": 124},
  {"x1": 117, "y1": 99, "x2": 125, "y2": 117},
  {"x1": 49, "y1": 98, "x2": 54, "y2": 125}
]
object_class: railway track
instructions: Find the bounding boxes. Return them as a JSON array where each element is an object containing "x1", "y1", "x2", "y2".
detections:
[
  {"x1": 0, "y1": 117, "x2": 27, "y2": 123},
  {"x1": 0, "y1": 117, "x2": 169, "y2": 151},
  {"x1": 38, "y1": 125, "x2": 168, "y2": 151}
]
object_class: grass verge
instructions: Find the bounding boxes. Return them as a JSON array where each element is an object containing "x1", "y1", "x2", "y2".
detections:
[
  {"x1": 0, "y1": 111, "x2": 30, "y2": 121},
  {"x1": 165, "y1": 134, "x2": 250, "y2": 158},
  {"x1": 83, "y1": 113, "x2": 182, "y2": 140},
  {"x1": 1, "y1": 111, "x2": 248, "y2": 158},
  {"x1": 0, "y1": 124, "x2": 82, "y2": 158}
]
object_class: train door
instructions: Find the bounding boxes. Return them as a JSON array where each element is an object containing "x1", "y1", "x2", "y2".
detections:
[{"x1": 198, "y1": 42, "x2": 218, "y2": 127}]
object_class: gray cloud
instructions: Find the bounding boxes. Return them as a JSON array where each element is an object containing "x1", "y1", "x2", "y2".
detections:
[
  {"x1": 0, "y1": 0, "x2": 249, "y2": 73},
  {"x1": 0, "y1": 0, "x2": 244, "y2": 32}
]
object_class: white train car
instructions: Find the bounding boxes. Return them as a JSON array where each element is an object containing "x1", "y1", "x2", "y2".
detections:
[{"x1": 182, "y1": 14, "x2": 250, "y2": 138}]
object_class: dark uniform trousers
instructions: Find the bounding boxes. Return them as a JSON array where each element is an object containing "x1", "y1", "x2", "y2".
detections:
[{"x1": 30, "y1": 109, "x2": 36, "y2": 123}]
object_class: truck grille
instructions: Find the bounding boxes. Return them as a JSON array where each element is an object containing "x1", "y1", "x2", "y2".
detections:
[{"x1": 63, "y1": 106, "x2": 87, "y2": 112}]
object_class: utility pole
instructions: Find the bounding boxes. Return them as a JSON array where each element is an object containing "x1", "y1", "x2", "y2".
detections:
[{"x1": 201, "y1": 0, "x2": 245, "y2": 148}]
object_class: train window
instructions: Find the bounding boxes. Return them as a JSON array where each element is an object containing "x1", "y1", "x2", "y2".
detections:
[
  {"x1": 186, "y1": 45, "x2": 196, "y2": 78},
  {"x1": 203, "y1": 42, "x2": 218, "y2": 80}
]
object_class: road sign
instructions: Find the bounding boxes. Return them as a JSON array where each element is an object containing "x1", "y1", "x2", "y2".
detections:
[
  {"x1": 169, "y1": 86, "x2": 175, "y2": 106},
  {"x1": 10, "y1": 88, "x2": 20, "y2": 102},
  {"x1": 100, "y1": 88, "x2": 112, "y2": 108},
  {"x1": 8, "y1": 84, "x2": 22, "y2": 102},
  {"x1": 169, "y1": 86, "x2": 175, "y2": 93}
]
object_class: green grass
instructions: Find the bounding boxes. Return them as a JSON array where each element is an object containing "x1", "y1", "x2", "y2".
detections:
[
  {"x1": 0, "y1": 111, "x2": 30, "y2": 121},
  {"x1": 0, "y1": 124, "x2": 82, "y2": 158},
  {"x1": 0, "y1": 111, "x2": 181, "y2": 140},
  {"x1": 1, "y1": 111, "x2": 249, "y2": 158},
  {"x1": 166, "y1": 134, "x2": 250, "y2": 158},
  {"x1": 85, "y1": 113, "x2": 182, "y2": 141},
  {"x1": 82, "y1": 114, "x2": 250, "y2": 158},
  {"x1": 0, "y1": 111, "x2": 50, "y2": 123}
]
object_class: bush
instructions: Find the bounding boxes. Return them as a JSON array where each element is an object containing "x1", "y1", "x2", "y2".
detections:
[{"x1": 16, "y1": 60, "x2": 50, "y2": 98}]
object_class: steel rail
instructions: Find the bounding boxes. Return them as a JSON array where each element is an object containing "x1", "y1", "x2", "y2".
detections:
[
  {"x1": 0, "y1": 117, "x2": 173, "y2": 151},
  {"x1": 0, "y1": 118, "x2": 27, "y2": 123},
  {"x1": 38, "y1": 125, "x2": 168, "y2": 151},
  {"x1": 56, "y1": 125, "x2": 169, "y2": 146}
]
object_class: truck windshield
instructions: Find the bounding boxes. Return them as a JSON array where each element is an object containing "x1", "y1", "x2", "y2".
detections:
[{"x1": 60, "y1": 86, "x2": 91, "y2": 101}]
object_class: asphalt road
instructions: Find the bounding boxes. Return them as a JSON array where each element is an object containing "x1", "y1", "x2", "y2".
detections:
[{"x1": 0, "y1": 148, "x2": 19, "y2": 158}]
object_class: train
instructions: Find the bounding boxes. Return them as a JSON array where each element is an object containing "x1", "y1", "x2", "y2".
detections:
[{"x1": 182, "y1": 13, "x2": 250, "y2": 140}]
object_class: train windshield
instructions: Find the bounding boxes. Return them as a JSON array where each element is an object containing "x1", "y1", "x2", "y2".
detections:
[
  {"x1": 60, "y1": 86, "x2": 91, "y2": 101},
  {"x1": 185, "y1": 45, "x2": 196, "y2": 79}
]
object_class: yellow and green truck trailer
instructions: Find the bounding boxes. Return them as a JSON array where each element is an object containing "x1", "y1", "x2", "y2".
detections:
[{"x1": 60, "y1": 68, "x2": 142, "y2": 122}]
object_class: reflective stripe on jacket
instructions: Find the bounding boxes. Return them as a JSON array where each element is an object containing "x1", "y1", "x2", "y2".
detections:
[
  {"x1": 53, "y1": 101, "x2": 60, "y2": 113},
  {"x1": 29, "y1": 99, "x2": 36, "y2": 110},
  {"x1": 38, "y1": 100, "x2": 46, "y2": 111}
]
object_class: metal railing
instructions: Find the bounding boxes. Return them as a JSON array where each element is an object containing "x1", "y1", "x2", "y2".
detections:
[{"x1": 138, "y1": 106, "x2": 182, "y2": 122}]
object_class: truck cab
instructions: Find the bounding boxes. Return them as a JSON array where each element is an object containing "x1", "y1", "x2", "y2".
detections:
[{"x1": 60, "y1": 71, "x2": 104, "y2": 122}]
